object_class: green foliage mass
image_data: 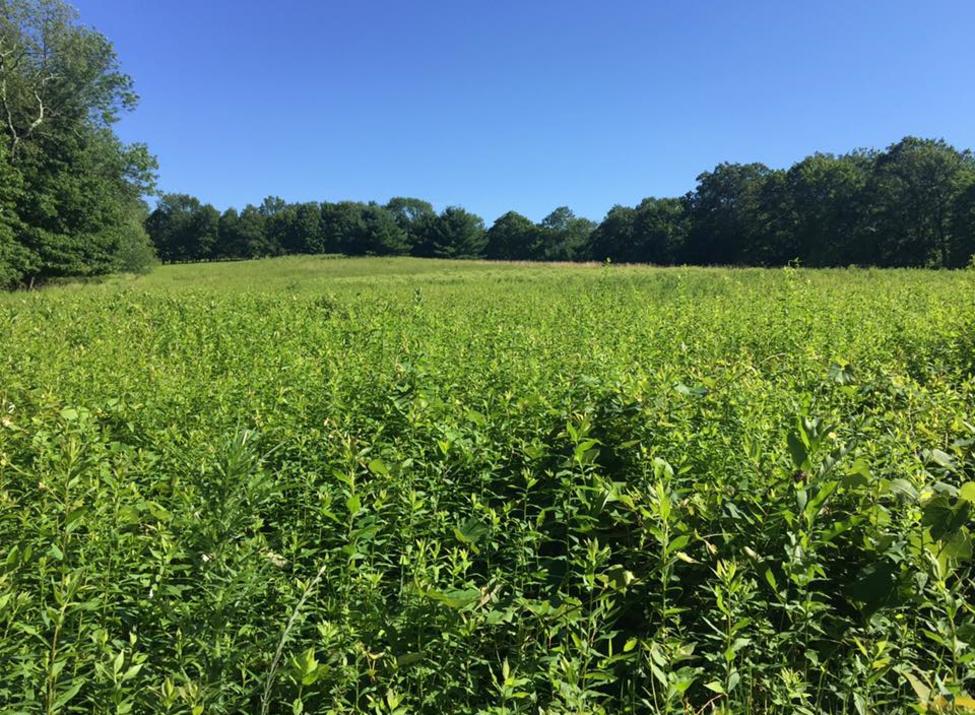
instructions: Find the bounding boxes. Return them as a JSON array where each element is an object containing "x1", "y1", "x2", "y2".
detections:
[
  {"x1": 0, "y1": 0, "x2": 157, "y2": 288},
  {"x1": 145, "y1": 136, "x2": 975, "y2": 271},
  {"x1": 2, "y1": 257, "x2": 974, "y2": 713}
]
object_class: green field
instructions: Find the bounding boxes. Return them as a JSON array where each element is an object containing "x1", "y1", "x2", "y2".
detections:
[{"x1": 2, "y1": 257, "x2": 974, "y2": 714}]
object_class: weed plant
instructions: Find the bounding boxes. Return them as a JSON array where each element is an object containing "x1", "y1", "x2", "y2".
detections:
[{"x1": 1, "y1": 258, "x2": 974, "y2": 713}]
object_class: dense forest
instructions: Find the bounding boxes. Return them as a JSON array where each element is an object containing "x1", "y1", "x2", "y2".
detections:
[
  {"x1": 1, "y1": 0, "x2": 975, "y2": 291},
  {"x1": 147, "y1": 137, "x2": 975, "y2": 270}
]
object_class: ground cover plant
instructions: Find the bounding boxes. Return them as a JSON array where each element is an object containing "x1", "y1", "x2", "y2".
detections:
[{"x1": 1, "y1": 256, "x2": 974, "y2": 713}]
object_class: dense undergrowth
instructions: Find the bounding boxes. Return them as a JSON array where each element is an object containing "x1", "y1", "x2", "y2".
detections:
[{"x1": 1, "y1": 258, "x2": 974, "y2": 713}]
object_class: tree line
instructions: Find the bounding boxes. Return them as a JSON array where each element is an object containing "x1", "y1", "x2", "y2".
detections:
[
  {"x1": 148, "y1": 137, "x2": 975, "y2": 269},
  {"x1": 0, "y1": 0, "x2": 157, "y2": 289}
]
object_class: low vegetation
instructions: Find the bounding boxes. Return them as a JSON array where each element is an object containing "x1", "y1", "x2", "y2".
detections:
[{"x1": 2, "y1": 257, "x2": 974, "y2": 713}]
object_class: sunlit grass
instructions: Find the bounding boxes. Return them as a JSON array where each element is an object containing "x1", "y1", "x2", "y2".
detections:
[{"x1": 1, "y1": 257, "x2": 973, "y2": 713}]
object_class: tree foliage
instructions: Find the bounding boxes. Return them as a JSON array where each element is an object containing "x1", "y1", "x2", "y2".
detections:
[
  {"x1": 866, "y1": 138, "x2": 975, "y2": 267},
  {"x1": 485, "y1": 211, "x2": 542, "y2": 260},
  {"x1": 424, "y1": 206, "x2": 486, "y2": 258},
  {"x1": 0, "y1": 0, "x2": 156, "y2": 287},
  {"x1": 145, "y1": 137, "x2": 975, "y2": 271}
]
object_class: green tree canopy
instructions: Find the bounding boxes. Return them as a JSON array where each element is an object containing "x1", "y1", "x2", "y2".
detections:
[
  {"x1": 420, "y1": 206, "x2": 486, "y2": 259},
  {"x1": 682, "y1": 162, "x2": 773, "y2": 265},
  {"x1": 951, "y1": 181, "x2": 975, "y2": 267},
  {"x1": 538, "y1": 207, "x2": 595, "y2": 261},
  {"x1": 135, "y1": 137, "x2": 975, "y2": 272},
  {"x1": 866, "y1": 137, "x2": 975, "y2": 267},
  {"x1": 485, "y1": 211, "x2": 542, "y2": 260},
  {"x1": 146, "y1": 194, "x2": 219, "y2": 262},
  {"x1": 0, "y1": 0, "x2": 157, "y2": 285}
]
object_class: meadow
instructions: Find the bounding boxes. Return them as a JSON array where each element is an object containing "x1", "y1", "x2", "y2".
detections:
[{"x1": 1, "y1": 256, "x2": 974, "y2": 714}]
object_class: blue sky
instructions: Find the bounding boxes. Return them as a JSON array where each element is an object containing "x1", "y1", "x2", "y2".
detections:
[{"x1": 74, "y1": 0, "x2": 975, "y2": 223}]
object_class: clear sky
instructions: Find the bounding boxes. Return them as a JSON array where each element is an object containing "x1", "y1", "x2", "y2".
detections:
[{"x1": 73, "y1": 0, "x2": 975, "y2": 223}]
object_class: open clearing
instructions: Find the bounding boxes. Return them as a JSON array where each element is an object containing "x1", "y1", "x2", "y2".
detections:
[{"x1": 1, "y1": 257, "x2": 974, "y2": 713}]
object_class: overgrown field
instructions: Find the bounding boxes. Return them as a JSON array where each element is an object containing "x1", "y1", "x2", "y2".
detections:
[{"x1": 1, "y1": 257, "x2": 974, "y2": 714}]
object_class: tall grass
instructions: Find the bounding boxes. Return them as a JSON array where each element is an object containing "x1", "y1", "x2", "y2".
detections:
[{"x1": 1, "y1": 257, "x2": 973, "y2": 713}]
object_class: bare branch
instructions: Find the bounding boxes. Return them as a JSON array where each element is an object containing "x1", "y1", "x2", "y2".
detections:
[
  {"x1": 0, "y1": 74, "x2": 20, "y2": 154},
  {"x1": 24, "y1": 85, "x2": 42, "y2": 136}
]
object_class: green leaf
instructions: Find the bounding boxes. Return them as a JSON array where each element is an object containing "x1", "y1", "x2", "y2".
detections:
[
  {"x1": 926, "y1": 449, "x2": 956, "y2": 471},
  {"x1": 292, "y1": 647, "x2": 321, "y2": 685},
  {"x1": 117, "y1": 505, "x2": 142, "y2": 525},
  {"x1": 887, "y1": 478, "x2": 918, "y2": 501},
  {"x1": 787, "y1": 431, "x2": 808, "y2": 470},
  {"x1": 5, "y1": 544, "x2": 19, "y2": 569},
  {"x1": 422, "y1": 588, "x2": 481, "y2": 610},
  {"x1": 65, "y1": 505, "x2": 88, "y2": 530},
  {"x1": 675, "y1": 382, "x2": 708, "y2": 397},
  {"x1": 454, "y1": 517, "x2": 489, "y2": 547},
  {"x1": 367, "y1": 458, "x2": 390, "y2": 476},
  {"x1": 922, "y1": 496, "x2": 969, "y2": 540},
  {"x1": 941, "y1": 527, "x2": 973, "y2": 561},
  {"x1": 903, "y1": 671, "x2": 931, "y2": 705},
  {"x1": 805, "y1": 480, "x2": 839, "y2": 521},
  {"x1": 147, "y1": 502, "x2": 172, "y2": 522},
  {"x1": 396, "y1": 652, "x2": 423, "y2": 667},
  {"x1": 52, "y1": 681, "x2": 83, "y2": 710},
  {"x1": 653, "y1": 458, "x2": 673, "y2": 481},
  {"x1": 573, "y1": 438, "x2": 599, "y2": 463},
  {"x1": 122, "y1": 663, "x2": 143, "y2": 681},
  {"x1": 843, "y1": 458, "x2": 872, "y2": 488}
]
